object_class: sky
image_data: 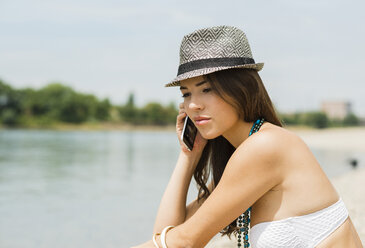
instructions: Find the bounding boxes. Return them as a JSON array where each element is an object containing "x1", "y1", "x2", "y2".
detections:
[{"x1": 1, "y1": 0, "x2": 365, "y2": 116}]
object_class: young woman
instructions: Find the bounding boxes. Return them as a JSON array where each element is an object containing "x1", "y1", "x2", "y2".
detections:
[{"x1": 131, "y1": 26, "x2": 362, "y2": 248}]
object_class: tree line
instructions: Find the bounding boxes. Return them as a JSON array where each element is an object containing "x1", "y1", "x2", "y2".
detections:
[
  {"x1": 0, "y1": 79, "x2": 361, "y2": 129},
  {"x1": 280, "y1": 111, "x2": 360, "y2": 129},
  {"x1": 0, "y1": 79, "x2": 178, "y2": 127}
]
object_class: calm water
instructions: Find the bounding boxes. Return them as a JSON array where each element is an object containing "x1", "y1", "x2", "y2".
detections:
[{"x1": 0, "y1": 129, "x2": 363, "y2": 248}]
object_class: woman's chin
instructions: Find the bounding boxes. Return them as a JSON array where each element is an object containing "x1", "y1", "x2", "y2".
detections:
[{"x1": 199, "y1": 130, "x2": 220, "y2": 140}]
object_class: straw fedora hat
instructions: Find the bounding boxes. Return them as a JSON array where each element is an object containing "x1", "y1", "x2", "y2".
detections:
[{"x1": 165, "y1": 25, "x2": 264, "y2": 87}]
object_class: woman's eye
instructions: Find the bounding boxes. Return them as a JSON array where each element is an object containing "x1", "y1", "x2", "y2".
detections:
[
  {"x1": 181, "y1": 88, "x2": 211, "y2": 98},
  {"x1": 181, "y1": 93, "x2": 190, "y2": 98}
]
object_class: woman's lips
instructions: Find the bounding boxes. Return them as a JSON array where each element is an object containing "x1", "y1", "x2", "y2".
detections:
[
  {"x1": 195, "y1": 119, "x2": 211, "y2": 126},
  {"x1": 195, "y1": 116, "x2": 210, "y2": 126}
]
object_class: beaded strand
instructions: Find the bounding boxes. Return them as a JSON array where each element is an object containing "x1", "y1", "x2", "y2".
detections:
[
  {"x1": 236, "y1": 117, "x2": 265, "y2": 248},
  {"x1": 249, "y1": 118, "x2": 264, "y2": 136}
]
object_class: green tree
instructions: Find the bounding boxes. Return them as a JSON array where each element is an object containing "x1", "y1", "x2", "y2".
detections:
[
  {"x1": 17, "y1": 88, "x2": 37, "y2": 117},
  {"x1": 142, "y1": 102, "x2": 168, "y2": 125},
  {"x1": 0, "y1": 80, "x2": 22, "y2": 125},
  {"x1": 58, "y1": 93, "x2": 90, "y2": 123},
  {"x1": 1, "y1": 109, "x2": 18, "y2": 125},
  {"x1": 126, "y1": 93, "x2": 135, "y2": 108},
  {"x1": 303, "y1": 111, "x2": 329, "y2": 128},
  {"x1": 165, "y1": 102, "x2": 178, "y2": 124},
  {"x1": 32, "y1": 83, "x2": 75, "y2": 118},
  {"x1": 32, "y1": 83, "x2": 108, "y2": 123},
  {"x1": 95, "y1": 98, "x2": 111, "y2": 121},
  {"x1": 279, "y1": 112, "x2": 301, "y2": 126},
  {"x1": 119, "y1": 93, "x2": 138, "y2": 123},
  {"x1": 343, "y1": 113, "x2": 359, "y2": 126}
]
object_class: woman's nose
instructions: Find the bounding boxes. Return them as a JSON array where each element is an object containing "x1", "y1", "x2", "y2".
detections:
[{"x1": 188, "y1": 98, "x2": 204, "y2": 111}]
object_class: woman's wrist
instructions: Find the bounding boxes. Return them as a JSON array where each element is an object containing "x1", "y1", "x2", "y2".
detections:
[
  {"x1": 163, "y1": 225, "x2": 193, "y2": 248},
  {"x1": 179, "y1": 150, "x2": 203, "y2": 170},
  {"x1": 153, "y1": 233, "x2": 162, "y2": 248}
]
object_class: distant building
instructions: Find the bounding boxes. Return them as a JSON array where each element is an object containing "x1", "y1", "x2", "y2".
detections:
[{"x1": 321, "y1": 101, "x2": 352, "y2": 119}]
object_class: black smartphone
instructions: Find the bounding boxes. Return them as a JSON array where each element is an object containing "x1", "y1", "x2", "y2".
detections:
[{"x1": 181, "y1": 116, "x2": 197, "y2": 151}]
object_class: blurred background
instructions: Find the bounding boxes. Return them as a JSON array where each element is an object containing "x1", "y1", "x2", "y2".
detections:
[{"x1": 0, "y1": 0, "x2": 364, "y2": 247}]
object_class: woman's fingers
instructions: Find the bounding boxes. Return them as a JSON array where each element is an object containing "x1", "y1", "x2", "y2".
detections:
[
  {"x1": 177, "y1": 111, "x2": 186, "y2": 119},
  {"x1": 177, "y1": 102, "x2": 193, "y2": 153},
  {"x1": 178, "y1": 102, "x2": 186, "y2": 114},
  {"x1": 177, "y1": 103, "x2": 186, "y2": 122},
  {"x1": 176, "y1": 112, "x2": 186, "y2": 129}
]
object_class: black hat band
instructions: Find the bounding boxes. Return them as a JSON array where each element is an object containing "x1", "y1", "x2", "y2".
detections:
[{"x1": 177, "y1": 57, "x2": 255, "y2": 76}]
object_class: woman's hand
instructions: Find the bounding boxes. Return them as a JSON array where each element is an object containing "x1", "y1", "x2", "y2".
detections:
[{"x1": 176, "y1": 103, "x2": 208, "y2": 158}]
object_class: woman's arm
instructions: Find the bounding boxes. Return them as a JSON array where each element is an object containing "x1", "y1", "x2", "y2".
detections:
[
  {"x1": 148, "y1": 178, "x2": 214, "y2": 248},
  {"x1": 153, "y1": 171, "x2": 213, "y2": 233},
  {"x1": 165, "y1": 132, "x2": 284, "y2": 247},
  {"x1": 153, "y1": 104, "x2": 208, "y2": 234},
  {"x1": 152, "y1": 150, "x2": 202, "y2": 233}
]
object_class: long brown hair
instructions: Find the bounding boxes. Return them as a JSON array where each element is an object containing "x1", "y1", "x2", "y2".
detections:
[{"x1": 192, "y1": 68, "x2": 283, "y2": 239}]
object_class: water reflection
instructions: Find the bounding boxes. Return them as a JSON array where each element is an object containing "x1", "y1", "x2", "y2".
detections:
[{"x1": 125, "y1": 131, "x2": 134, "y2": 175}]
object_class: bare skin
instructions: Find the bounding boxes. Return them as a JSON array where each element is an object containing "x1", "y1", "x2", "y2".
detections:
[{"x1": 131, "y1": 75, "x2": 362, "y2": 248}]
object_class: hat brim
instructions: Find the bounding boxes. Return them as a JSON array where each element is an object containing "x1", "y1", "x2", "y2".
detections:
[{"x1": 165, "y1": 62, "x2": 264, "y2": 87}]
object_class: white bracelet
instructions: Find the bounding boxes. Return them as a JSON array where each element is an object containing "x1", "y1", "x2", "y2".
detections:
[
  {"x1": 152, "y1": 233, "x2": 160, "y2": 248},
  {"x1": 160, "y1": 225, "x2": 175, "y2": 248}
]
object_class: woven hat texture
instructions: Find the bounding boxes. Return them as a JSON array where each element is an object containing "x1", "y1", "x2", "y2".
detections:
[{"x1": 165, "y1": 25, "x2": 264, "y2": 87}]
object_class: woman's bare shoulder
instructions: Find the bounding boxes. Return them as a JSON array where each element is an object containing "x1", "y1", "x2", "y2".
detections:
[
  {"x1": 234, "y1": 123, "x2": 284, "y2": 163},
  {"x1": 241, "y1": 122, "x2": 307, "y2": 159},
  {"x1": 258, "y1": 122, "x2": 306, "y2": 146}
]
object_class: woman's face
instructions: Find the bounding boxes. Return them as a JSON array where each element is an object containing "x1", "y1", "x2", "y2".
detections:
[{"x1": 179, "y1": 75, "x2": 240, "y2": 140}]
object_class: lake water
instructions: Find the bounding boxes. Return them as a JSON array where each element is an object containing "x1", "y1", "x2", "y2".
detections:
[{"x1": 0, "y1": 129, "x2": 363, "y2": 248}]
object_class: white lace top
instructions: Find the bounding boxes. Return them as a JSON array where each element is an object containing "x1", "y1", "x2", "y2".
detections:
[{"x1": 250, "y1": 198, "x2": 348, "y2": 248}]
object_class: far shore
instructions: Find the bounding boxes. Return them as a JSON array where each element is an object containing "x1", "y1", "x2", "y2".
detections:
[
  {"x1": 1, "y1": 121, "x2": 364, "y2": 132},
  {"x1": 0, "y1": 122, "x2": 177, "y2": 132},
  {"x1": 1, "y1": 123, "x2": 365, "y2": 152},
  {"x1": 287, "y1": 126, "x2": 365, "y2": 153}
]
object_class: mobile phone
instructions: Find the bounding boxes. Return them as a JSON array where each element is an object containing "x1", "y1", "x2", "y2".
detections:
[{"x1": 181, "y1": 116, "x2": 197, "y2": 151}]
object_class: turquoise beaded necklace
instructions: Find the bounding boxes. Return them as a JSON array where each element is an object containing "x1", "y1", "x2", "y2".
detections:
[{"x1": 236, "y1": 117, "x2": 265, "y2": 248}]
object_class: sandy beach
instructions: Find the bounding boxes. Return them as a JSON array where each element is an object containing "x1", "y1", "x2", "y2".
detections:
[
  {"x1": 289, "y1": 126, "x2": 365, "y2": 153},
  {"x1": 206, "y1": 127, "x2": 365, "y2": 247}
]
